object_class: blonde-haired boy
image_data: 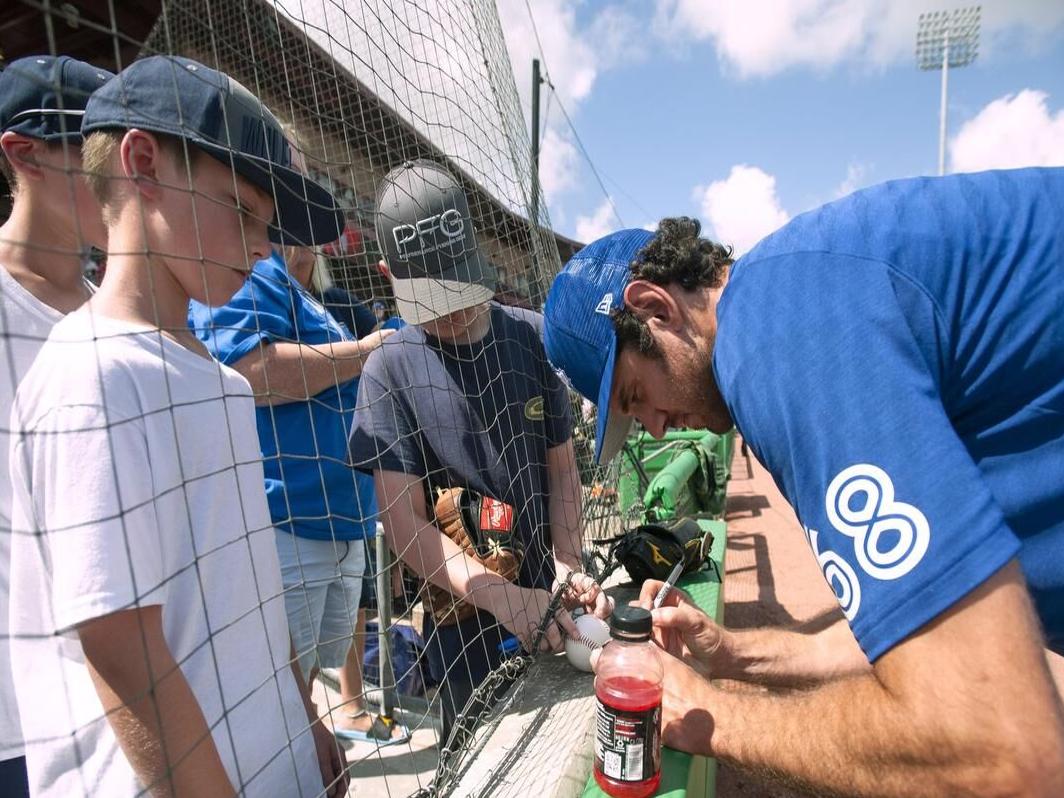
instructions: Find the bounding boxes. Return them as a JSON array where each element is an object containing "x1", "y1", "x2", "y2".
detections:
[{"x1": 8, "y1": 55, "x2": 346, "y2": 798}]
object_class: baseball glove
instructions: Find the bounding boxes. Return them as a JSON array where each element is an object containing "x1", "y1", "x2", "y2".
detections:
[{"x1": 422, "y1": 487, "x2": 524, "y2": 626}]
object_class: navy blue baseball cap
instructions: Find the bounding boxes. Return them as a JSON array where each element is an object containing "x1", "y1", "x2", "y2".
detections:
[
  {"x1": 81, "y1": 55, "x2": 343, "y2": 246},
  {"x1": 0, "y1": 55, "x2": 112, "y2": 142},
  {"x1": 543, "y1": 228, "x2": 654, "y2": 464}
]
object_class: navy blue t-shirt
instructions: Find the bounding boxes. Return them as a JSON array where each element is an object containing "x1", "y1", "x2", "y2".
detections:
[
  {"x1": 316, "y1": 286, "x2": 376, "y2": 340},
  {"x1": 349, "y1": 303, "x2": 572, "y2": 593},
  {"x1": 189, "y1": 253, "x2": 377, "y2": 541},
  {"x1": 714, "y1": 168, "x2": 1064, "y2": 658}
]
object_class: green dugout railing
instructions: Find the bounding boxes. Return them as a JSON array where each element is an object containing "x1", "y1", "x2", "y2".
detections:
[{"x1": 584, "y1": 429, "x2": 733, "y2": 797}]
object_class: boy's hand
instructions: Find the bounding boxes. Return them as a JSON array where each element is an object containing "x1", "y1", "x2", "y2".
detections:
[
  {"x1": 635, "y1": 579, "x2": 728, "y2": 676},
  {"x1": 493, "y1": 585, "x2": 579, "y2": 653},
  {"x1": 554, "y1": 571, "x2": 612, "y2": 620},
  {"x1": 309, "y1": 716, "x2": 349, "y2": 798}
]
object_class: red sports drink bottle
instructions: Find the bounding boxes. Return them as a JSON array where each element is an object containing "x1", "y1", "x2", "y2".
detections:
[{"x1": 593, "y1": 606, "x2": 663, "y2": 798}]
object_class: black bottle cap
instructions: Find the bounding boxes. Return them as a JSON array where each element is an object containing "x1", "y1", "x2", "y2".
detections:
[{"x1": 609, "y1": 606, "x2": 652, "y2": 642}]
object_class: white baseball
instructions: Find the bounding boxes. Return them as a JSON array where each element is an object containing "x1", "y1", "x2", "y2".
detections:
[{"x1": 564, "y1": 613, "x2": 611, "y2": 672}]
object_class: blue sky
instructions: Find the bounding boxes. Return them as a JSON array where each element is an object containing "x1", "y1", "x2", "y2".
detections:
[{"x1": 498, "y1": 0, "x2": 1064, "y2": 250}]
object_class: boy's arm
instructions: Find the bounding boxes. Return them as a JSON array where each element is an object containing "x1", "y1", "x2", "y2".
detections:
[
  {"x1": 374, "y1": 469, "x2": 575, "y2": 650},
  {"x1": 231, "y1": 332, "x2": 392, "y2": 406},
  {"x1": 546, "y1": 439, "x2": 582, "y2": 577},
  {"x1": 288, "y1": 642, "x2": 348, "y2": 798},
  {"x1": 78, "y1": 606, "x2": 235, "y2": 798}
]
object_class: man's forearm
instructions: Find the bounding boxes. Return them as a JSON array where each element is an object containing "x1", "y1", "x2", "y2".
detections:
[
  {"x1": 717, "y1": 617, "x2": 870, "y2": 687},
  {"x1": 685, "y1": 670, "x2": 1047, "y2": 798},
  {"x1": 668, "y1": 564, "x2": 1064, "y2": 797}
]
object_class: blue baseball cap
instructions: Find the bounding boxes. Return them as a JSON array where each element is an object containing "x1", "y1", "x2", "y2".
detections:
[
  {"x1": 0, "y1": 55, "x2": 112, "y2": 142},
  {"x1": 543, "y1": 228, "x2": 655, "y2": 464},
  {"x1": 81, "y1": 55, "x2": 343, "y2": 246}
]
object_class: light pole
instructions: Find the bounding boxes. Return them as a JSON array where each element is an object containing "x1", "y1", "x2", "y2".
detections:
[{"x1": 916, "y1": 6, "x2": 981, "y2": 176}]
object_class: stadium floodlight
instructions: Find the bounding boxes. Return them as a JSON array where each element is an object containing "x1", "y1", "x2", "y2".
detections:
[{"x1": 916, "y1": 6, "x2": 981, "y2": 176}]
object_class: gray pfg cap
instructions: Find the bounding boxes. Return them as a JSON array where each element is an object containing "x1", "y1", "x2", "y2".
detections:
[{"x1": 375, "y1": 159, "x2": 495, "y2": 324}]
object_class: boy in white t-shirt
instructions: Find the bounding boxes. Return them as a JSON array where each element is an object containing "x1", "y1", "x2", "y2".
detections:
[
  {"x1": 0, "y1": 54, "x2": 112, "y2": 798},
  {"x1": 8, "y1": 56, "x2": 347, "y2": 798}
]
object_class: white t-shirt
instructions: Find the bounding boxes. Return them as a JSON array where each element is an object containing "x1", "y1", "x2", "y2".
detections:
[
  {"x1": 8, "y1": 309, "x2": 322, "y2": 798},
  {"x1": 0, "y1": 265, "x2": 63, "y2": 761}
]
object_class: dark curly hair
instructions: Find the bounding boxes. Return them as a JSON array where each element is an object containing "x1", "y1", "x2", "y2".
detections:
[{"x1": 612, "y1": 217, "x2": 733, "y2": 358}]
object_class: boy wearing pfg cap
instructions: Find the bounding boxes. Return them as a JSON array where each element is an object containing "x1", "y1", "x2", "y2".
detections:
[
  {"x1": 0, "y1": 53, "x2": 112, "y2": 798},
  {"x1": 349, "y1": 160, "x2": 609, "y2": 746},
  {"x1": 8, "y1": 56, "x2": 347, "y2": 798}
]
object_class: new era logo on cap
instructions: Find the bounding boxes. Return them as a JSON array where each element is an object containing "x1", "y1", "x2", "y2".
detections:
[{"x1": 595, "y1": 293, "x2": 614, "y2": 315}]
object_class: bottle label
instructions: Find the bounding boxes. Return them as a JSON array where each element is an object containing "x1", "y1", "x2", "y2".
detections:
[{"x1": 595, "y1": 699, "x2": 661, "y2": 783}]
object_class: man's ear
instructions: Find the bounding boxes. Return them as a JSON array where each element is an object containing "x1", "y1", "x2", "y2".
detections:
[
  {"x1": 623, "y1": 279, "x2": 683, "y2": 332},
  {"x1": 119, "y1": 129, "x2": 164, "y2": 202},
  {"x1": 0, "y1": 132, "x2": 45, "y2": 182}
]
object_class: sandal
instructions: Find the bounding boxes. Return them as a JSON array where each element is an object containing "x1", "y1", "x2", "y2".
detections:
[{"x1": 333, "y1": 710, "x2": 410, "y2": 745}]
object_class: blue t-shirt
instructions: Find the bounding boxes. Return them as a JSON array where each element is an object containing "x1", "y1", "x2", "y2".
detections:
[
  {"x1": 189, "y1": 252, "x2": 377, "y2": 541},
  {"x1": 714, "y1": 167, "x2": 1064, "y2": 659},
  {"x1": 349, "y1": 303, "x2": 572, "y2": 591}
]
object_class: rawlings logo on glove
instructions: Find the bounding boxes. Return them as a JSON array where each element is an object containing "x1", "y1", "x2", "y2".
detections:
[{"x1": 423, "y1": 487, "x2": 525, "y2": 626}]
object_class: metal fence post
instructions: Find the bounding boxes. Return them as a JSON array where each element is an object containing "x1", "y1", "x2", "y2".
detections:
[{"x1": 375, "y1": 530, "x2": 397, "y2": 718}]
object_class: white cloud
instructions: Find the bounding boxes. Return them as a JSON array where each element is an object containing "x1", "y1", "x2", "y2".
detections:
[
  {"x1": 695, "y1": 165, "x2": 790, "y2": 255},
  {"x1": 834, "y1": 161, "x2": 873, "y2": 198},
  {"x1": 538, "y1": 127, "x2": 580, "y2": 200},
  {"x1": 575, "y1": 198, "x2": 621, "y2": 244},
  {"x1": 653, "y1": 0, "x2": 1064, "y2": 78},
  {"x1": 951, "y1": 90, "x2": 1064, "y2": 173},
  {"x1": 497, "y1": 0, "x2": 598, "y2": 116},
  {"x1": 497, "y1": 1, "x2": 641, "y2": 210}
]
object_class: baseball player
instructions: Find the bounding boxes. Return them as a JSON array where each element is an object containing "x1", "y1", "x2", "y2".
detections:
[
  {"x1": 8, "y1": 56, "x2": 347, "y2": 797},
  {"x1": 0, "y1": 53, "x2": 113, "y2": 798},
  {"x1": 543, "y1": 169, "x2": 1064, "y2": 796},
  {"x1": 349, "y1": 160, "x2": 609, "y2": 746}
]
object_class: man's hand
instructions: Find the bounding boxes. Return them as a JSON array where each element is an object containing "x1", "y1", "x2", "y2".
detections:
[
  {"x1": 636, "y1": 579, "x2": 728, "y2": 677},
  {"x1": 309, "y1": 714, "x2": 349, "y2": 798},
  {"x1": 589, "y1": 635, "x2": 716, "y2": 757},
  {"x1": 493, "y1": 584, "x2": 580, "y2": 653}
]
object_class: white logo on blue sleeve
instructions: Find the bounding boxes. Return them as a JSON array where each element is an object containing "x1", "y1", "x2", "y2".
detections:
[
  {"x1": 807, "y1": 464, "x2": 930, "y2": 620},
  {"x1": 806, "y1": 525, "x2": 862, "y2": 620}
]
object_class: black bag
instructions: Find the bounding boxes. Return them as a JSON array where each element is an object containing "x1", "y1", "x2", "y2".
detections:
[{"x1": 604, "y1": 517, "x2": 714, "y2": 584}]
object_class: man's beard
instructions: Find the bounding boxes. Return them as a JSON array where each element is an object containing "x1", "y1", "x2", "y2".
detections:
[{"x1": 667, "y1": 344, "x2": 732, "y2": 433}]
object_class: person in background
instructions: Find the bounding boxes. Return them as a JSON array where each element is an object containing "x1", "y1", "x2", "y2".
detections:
[
  {"x1": 189, "y1": 143, "x2": 398, "y2": 741},
  {"x1": 0, "y1": 53, "x2": 112, "y2": 798}
]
